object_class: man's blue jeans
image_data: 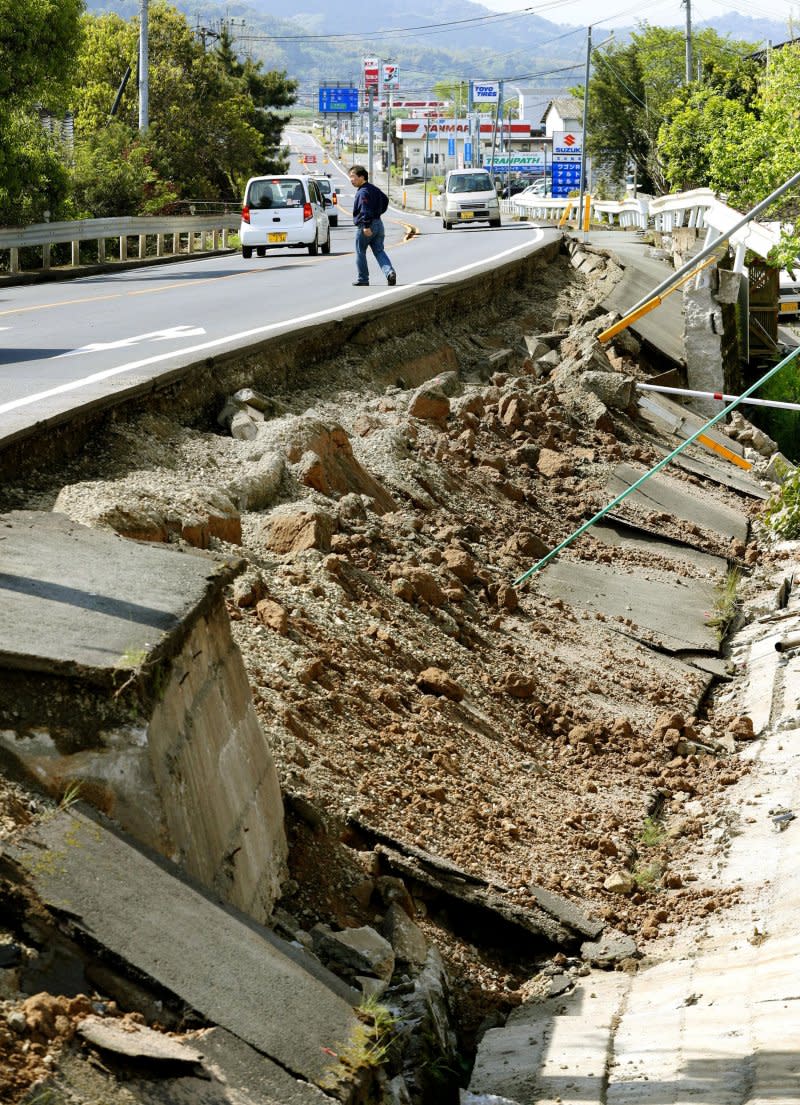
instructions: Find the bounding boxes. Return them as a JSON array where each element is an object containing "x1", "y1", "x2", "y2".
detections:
[{"x1": 354, "y1": 218, "x2": 394, "y2": 283}]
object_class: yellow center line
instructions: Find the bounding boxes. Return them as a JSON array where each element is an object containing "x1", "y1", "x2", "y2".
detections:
[{"x1": 0, "y1": 267, "x2": 264, "y2": 317}]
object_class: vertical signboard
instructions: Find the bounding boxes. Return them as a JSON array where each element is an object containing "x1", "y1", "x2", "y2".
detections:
[
  {"x1": 382, "y1": 63, "x2": 400, "y2": 90},
  {"x1": 551, "y1": 130, "x2": 583, "y2": 198},
  {"x1": 363, "y1": 56, "x2": 380, "y2": 99}
]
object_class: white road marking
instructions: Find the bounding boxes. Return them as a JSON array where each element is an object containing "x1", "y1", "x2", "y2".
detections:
[
  {"x1": 0, "y1": 232, "x2": 548, "y2": 416},
  {"x1": 56, "y1": 324, "x2": 207, "y2": 358}
]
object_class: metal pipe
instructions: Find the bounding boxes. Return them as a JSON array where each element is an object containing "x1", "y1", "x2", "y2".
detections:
[
  {"x1": 638, "y1": 382, "x2": 800, "y2": 412},
  {"x1": 775, "y1": 632, "x2": 800, "y2": 652},
  {"x1": 513, "y1": 342, "x2": 800, "y2": 586},
  {"x1": 578, "y1": 25, "x2": 591, "y2": 241}
]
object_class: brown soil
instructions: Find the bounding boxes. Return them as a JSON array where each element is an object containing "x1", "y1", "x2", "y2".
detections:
[{"x1": 0, "y1": 247, "x2": 780, "y2": 1099}]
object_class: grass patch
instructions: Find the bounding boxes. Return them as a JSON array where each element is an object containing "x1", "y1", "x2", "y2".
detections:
[
  {"x1": 321, "y1": 996, "x2": 396, "y2": 1088},
  {"x1": 764, "y1": 465, "x2": 800, "y2": 539},
  {"x1": 632, "y1": 860, "x2": 663, "y2": 890},
  {"x1": 639, "y1": 816, "x2": 665, "y2": 849},
  {"x1": 706, "y1": 568, "x2": 742, "y2": 642}
]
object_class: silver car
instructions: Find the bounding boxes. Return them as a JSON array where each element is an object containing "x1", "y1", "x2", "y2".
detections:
[
  {"x1": 311, "y1": 175, "x2": 340, "y2": 227},
  {"x1": 239, "y1": 175, "x2": 331, "y2": 258}
]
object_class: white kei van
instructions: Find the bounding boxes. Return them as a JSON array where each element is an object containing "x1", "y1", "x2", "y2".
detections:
[{"x1": 438, "y1": 169, "x2": 501, "y2": 230}]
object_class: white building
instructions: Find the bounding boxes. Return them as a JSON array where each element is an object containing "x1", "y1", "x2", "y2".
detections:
[{"x1": 395, "y1": 118, "x2": 548, "y2": 183}]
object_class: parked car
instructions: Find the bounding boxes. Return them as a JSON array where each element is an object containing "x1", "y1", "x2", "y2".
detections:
[
  {"x1": 437, "y1": 169, "x2": 501, "y2": 230},
  {"x1": 518, "y1": 177, "x2": 553, "y2": 199},
  {"x1": 239, "y1": 175, "x2": 331, "y2": 258},
  {"x1": 780, "y1": 268, "x2": 800, "y2": 317},
  {"x1": 499, "y1": 178, "x2": 529, "y2": 199},
  {"x1": 311, "y1": 175, "x2": 340, "y2": 227}
]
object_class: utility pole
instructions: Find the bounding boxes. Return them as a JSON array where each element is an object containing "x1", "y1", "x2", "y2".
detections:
[
  {"x1": 386, "y1": 90, "x2": 392, "y2": 202},
  {"x1": 367, "y1": 86, "x2": 374, "y2": 179},
  {"x1": 684, "y1": 0, "x2": 693, "y2": 84},
  {"x1": 138, "y1": 0, "x2": 149, "y2": 131},
  {"x1": 577, "y1": 25, "x2": 591, "y2": 238}
]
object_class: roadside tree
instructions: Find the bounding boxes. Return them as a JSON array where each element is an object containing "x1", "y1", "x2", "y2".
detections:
[
  {"x1": 70, "y1": 1, "x2": 296, "y2": 215},
  {"x1": 0, "y1": 0, "x2": 84, "y2": 224},
  {"x1": 579, "y1": 24, "x2": 756, "y2": 195}
]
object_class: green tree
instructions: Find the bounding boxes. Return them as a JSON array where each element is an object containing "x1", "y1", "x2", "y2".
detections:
[
  {"x1": 581, "y1": 24, "x2": 756, "y2": 195},
  {"x1": 215, "y1": 25, "x2": 296, "y2": 174},
  {"x1": 69, "y1": 122, "x2": 177, "y2": 218},
  {"x1": 658, "y1": 90, "x2": 756, "y2": 193},
  {"x1": 0, "y1": 0, "x2": 84, "y2": 224},
  {"x1": 70, "y1": 1, "x2": 296, "y2": 212}
]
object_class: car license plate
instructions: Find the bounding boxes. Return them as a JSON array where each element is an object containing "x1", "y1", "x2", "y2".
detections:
[
  {"x1": 459, "y1": 211, "x2": 474, "y2": 220},
  {"x1": 781, "y1": 301, "x2": 799, "y2": 314},
  {"x1": 268, "y1": 232, "x2": 287, "y2": 243}
]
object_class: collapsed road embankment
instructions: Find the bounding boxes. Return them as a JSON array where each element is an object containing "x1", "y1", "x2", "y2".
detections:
[{"x1": 1, "y1": 236, "x2": 789, "y2": 1105}]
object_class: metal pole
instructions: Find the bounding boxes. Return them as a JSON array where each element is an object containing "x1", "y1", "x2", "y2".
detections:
[
  {"x1": 386, "y1": 90, "x2": 392, "y2": 203},
  {"x1": 367, "y1": 87, "x2": 374, "y2": 179},
  {"x1": 684, "y1": 0, "x2": 693, "y2": 84},
  {"x1": 625, "y1": 167, "x2": 800, "y2": 315},
  {"x1": 423, "y1": 122, "x2": 429, "y2": 208},
  {"x1": 138, "y1": 0, "x2": 149, "y2": 131},
  {"x1": 577, "y1": 24, "x2": 591, "y2": 239},
  {"x1": 638, "y1": 382, "x2": 800, "y2": 412}
]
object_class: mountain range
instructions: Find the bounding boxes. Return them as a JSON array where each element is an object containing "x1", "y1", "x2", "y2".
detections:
[{"x1": 88, "y1": 1, "x2": 797, "y2": 107}]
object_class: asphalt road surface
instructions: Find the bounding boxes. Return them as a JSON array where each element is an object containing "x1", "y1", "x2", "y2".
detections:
[{"x1": 0, "y1": 129, "x2": 559, "y2": 444}]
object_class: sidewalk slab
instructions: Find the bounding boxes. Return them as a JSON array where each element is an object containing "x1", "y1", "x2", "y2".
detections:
[
  {"x1": 2, "y1": 807, "x2": 359, "y2": 1088},
  {"x1": 0, "y1": 509, "x2": 234, "y2": 678},
  {"x1": 607, "y1": 462, "x2": 750, "y2": 544}
]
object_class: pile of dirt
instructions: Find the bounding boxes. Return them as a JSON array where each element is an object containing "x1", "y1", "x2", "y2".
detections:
[{"x1": 0, "y1": 249, "x2": 784, "y2": 1097}]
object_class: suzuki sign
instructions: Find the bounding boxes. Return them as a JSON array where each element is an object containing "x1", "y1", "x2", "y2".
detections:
[{"x1": 552, "y1": 129, "x2": 583, "y2": 157}]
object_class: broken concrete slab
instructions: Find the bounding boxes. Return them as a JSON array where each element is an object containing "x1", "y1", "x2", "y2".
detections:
[
  {"x1": 590, "y1": 519, "x2": 728, "y2": 576},
  {"x1": 77, "y1": 1016, "x2": 205, "y2": 1064},
  {"x1": 2, "y1": 808, "x2": 359, "y2": 1089},
  {"x1": 536, "y1": 559, "x2": 720, "y2": 653},
  {"x1": 0, "y1": 510, "x2": 238, "y2": 679},
  {"x1": 346, "y1": 818, "x2": 603, "y2": 950},
  {"x1": 607, "y1": 462, "x2": 749, "y2": 544},
  {"x1": 0, "y1": 510, "x2": 287, "y2": 926},
  {"x1": 673, "y1": 451, "x2": 769, "y2": 500},
  {"x1": 195, "y1": 1027, "x2": 340, "y2": 1104}
]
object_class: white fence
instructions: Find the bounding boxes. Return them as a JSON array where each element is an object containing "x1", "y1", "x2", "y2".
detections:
[
  {"x1": 505, "y1": 187, "x2": 718, "y2": 233},
  {"x1": 503, "y1": 186, "x2": 789, "y2": 268},
  {"x1": 0, "y1": 213, "x2": 241, "y2": 275}
]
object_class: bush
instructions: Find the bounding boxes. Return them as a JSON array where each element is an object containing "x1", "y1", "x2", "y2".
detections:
[{"x1": 764, "y1": 466, "x2": 800, "y2": 539}]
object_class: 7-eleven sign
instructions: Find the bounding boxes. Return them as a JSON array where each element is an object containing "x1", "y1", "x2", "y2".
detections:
[{"x1": 382, "y1": 63, "x2": 400, "y2": 90}]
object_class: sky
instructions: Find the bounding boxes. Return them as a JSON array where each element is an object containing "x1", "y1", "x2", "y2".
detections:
[{"x1": 478, "y1": 0, "x2": 799, "y2": 30}]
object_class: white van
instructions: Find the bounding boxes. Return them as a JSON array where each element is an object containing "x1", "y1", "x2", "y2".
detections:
[{"x1": 438, "y1": 169, "x2": 501, "y2": 230}]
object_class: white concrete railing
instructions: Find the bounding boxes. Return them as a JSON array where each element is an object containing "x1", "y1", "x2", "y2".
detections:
[
  {"x1": 0, "y1": 213, "x2": 241, "y2": 275},
  {"x1": 506, "y1": 193, "x2": 652, "y2": 229},
  {"x1": 509, "y1": 191, "x2": 710, "y2": 232}
]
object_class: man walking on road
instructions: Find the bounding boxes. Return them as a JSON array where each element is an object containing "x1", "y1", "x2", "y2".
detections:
[{"x1": 348, "y1": 165, "x2": 397, "y2": 287}]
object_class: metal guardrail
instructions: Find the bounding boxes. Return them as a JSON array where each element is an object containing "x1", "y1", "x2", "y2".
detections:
[{"x1": 0, "y1": 213, "x2": 241, "y2": 275}]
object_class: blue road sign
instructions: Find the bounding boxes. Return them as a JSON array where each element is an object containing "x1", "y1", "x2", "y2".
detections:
[{"x1": 318, "y1": 87, "x2": 359, "y2": 113}]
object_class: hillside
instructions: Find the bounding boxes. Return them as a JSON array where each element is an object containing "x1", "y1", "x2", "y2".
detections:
[{"x1": 85, "y1": 0, "x2": 794, "y2": 106}]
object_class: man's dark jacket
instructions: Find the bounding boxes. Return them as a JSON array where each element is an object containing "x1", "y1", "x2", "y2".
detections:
[{"x1": 352, "y1": 182, "x2": 389, "y2": 228}]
